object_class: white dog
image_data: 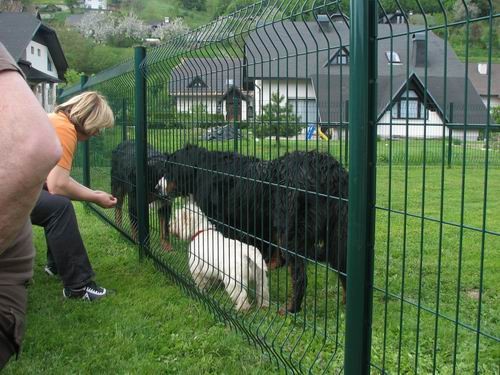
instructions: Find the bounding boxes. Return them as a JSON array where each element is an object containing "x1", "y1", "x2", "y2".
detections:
[{"x1": 170, "y1": 199, "x2": 270, "y2": 311}]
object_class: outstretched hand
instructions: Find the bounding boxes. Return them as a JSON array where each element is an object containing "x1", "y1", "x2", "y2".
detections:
[{"x1": 93, "y1": 190, "x2": 118, "y2": 208}]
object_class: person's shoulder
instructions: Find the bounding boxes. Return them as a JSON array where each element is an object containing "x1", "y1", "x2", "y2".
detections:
[
  {"x1": 49, "y1": 112, "x2": 77, "y2": 140},
  {"x1": 49, "y1": 112, "x2": 74, "y2": 130}
]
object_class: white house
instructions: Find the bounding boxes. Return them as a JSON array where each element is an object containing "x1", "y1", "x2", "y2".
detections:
[
  {"x1": 468, "y1": 63, "x2": 500, "y2": 108},
  {"x1": 170, "y1": 58, "x2": 251, "y2": 122},
  {"x1": 0, "y1": 12, "x2": 68, "y2": 112},
  {"x1": 245, "y1": 16, "x2": 489, "y2": 141},
  {"x1": 84, "y1": 0, "x2": 107, "y2": 10}
]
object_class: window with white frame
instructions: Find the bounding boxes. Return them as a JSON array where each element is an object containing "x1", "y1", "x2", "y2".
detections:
[
  {"x1": 31, "y1": 46, "x2": 34, "y2": 54},
  {"x1": 47, "y1": 55, "x2": 52, "y2": 71},
  {"x1": 326, "y1": 47, "x2": 349, "y2": 65},
  {"x1": 188, "y1": 76, "x2": 207, "y2": 88},
  {"x1": 391, "y1": 89, "x2": 427, "y2": 119},
  {"x1": 247, "y1": 104, "x2": 254, "y2": 119},
  {"x1": 37, "y1": 48, "x2": 41, "y2": 57}
]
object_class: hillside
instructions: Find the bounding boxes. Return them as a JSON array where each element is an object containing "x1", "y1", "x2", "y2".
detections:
[
  {"x1": 28, "y1": 0, "x2": 498, "y2": 81},
  {"x1": 123, "y1": 0, "x2": 220, "y2": 27}
]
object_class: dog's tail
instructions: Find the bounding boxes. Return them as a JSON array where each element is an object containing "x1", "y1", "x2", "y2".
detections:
[{"x1": 246, "y1": 247, "x2": 270, "y2": 308}]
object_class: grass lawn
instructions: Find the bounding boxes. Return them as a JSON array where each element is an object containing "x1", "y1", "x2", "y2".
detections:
[
  {"x1": 10, "y1": 128, "x2": 498, "y2": 373},
  {"x1": 82, "y1": 131, "x2": 500, "y2": 373},
  {"x1": 3, "y1": 204, "x2": 276, "y2": 374},
  {"x1": 84, "y1": 145, "x2": 500, "y2": 374}
]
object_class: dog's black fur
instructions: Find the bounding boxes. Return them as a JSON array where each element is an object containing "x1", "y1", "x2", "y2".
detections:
[
  {"x1": 271, "y1": 151, "x2": 348, "y2": 313},
  {"x1": 162, "y1": 145, "x2": 275, "y2": 256},
  {"x1": 111, "y1": 140, "x2": 172, "y2": 250},
  {"x1": 162, "y1": 145, "x2": 348, "y2": 313}
]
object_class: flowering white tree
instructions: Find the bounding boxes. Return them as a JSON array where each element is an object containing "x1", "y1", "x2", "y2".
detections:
[
  {"x1": 76, "y1": 12, "x2": 149, "y2": 46},
  {"x1": 151, "y1": 17, "x2": 190, "y2": 42},
  {"x1": 76, "y1": 12, "x2": 116, "y2": 43},
  {"x1": 114, "y1": 13, "x2": 149, "y2": 41}
]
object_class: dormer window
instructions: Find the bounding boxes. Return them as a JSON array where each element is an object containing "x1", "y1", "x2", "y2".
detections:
[
  {"x1": 188, "y1": 76, "x2": 207, "y2": 88},
  {"x1": 391, "y1": 89, "x2": 427, "y2": 119},
  {"x1": 385, "y1": 51, "x2": 401, "y2": 64},
  {"x1": 325, "y1": 46, "x2": 349, "y2": 66}
]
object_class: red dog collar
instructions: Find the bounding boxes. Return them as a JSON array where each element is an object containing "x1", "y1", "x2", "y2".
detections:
[{"x1": 190, "y1": 228, "x2": 214, "y2": 241}]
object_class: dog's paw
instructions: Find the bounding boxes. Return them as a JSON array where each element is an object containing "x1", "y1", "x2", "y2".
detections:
[
  {"x1": 278, "y1": 304, "x2": 299, "y2": 315},
  {"x1": 161, "y1": 241, "x2": 173, "y2": 252},
  {"x1": 236, "y1": 301, "x2": 252, "y2": 312},
  {"x1": 260, "y1": 301, "x2": 270, "y2": 309}
]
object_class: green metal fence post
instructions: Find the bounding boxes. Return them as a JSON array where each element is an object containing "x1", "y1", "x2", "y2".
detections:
[
  {"x1": 345, "y1": 0, "x2": 377, "y2": 373},
  {"x1": 56, "y1": 87, "x2": 64, "y2": 101},
  {"x1": 134, "y1": 46, "x2": 149, "y2": 260},
  {"x1": 122, "y1": 98, "x2": 128, "y2": 141},
  {"x1": 345, "y1": 100, "x2": 349, "y2": 166},
  {"x1": 234, "y1": 96, "x2": 239, "y2": 153},
  {"x1": 447, "y1": 103, "x2": 454, "y2": 168},
  {"x1": 80, "y1": 74, "x2": 90, "y2": 188}
]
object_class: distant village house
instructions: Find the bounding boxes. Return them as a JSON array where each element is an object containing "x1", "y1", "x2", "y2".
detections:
[{"x1": 0, "y1": 12, "x2": 68, "y2": 112}]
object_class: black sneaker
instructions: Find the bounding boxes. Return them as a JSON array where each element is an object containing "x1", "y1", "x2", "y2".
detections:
[
  {"x1": 44, "y1": 265, "x2": 58, "y2": 277},
  {"x1": 63, "y1": 281, "x2": 107, "y2": 301}
]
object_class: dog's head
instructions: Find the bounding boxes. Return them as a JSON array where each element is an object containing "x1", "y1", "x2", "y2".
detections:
[
  {"x1": 169, "y1": 198, "x2": 206, "y2": 241},
  {"x1": 155, "y1": 176, "x2": 176, "y2": 198},
  {"x1": 155, "y1": 145, "x2": 208, "y2": 199}
]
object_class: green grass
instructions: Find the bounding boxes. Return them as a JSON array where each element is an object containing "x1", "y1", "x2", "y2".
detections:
[
  {"x1": 9, "y1": 126, "x2": 499, "y2": 373},
  {"x1": 3, "y1": 204, "x2": 276, "y2": 374},
  {"x1": 120, "y1": 0, "x2": 221, "y2": 27},
  {"x1": 80, "y1": 125, "x2": 500, "y2": 373},
  {"x1": 89, "y1": 126, "x2": 500, "y2": 167}
]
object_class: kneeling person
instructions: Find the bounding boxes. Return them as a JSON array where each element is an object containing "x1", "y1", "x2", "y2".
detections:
[{"x1": 31, "y1": 91, "x2": 117, "y2": 301}]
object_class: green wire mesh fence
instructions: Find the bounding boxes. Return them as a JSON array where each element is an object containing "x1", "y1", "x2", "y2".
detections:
[{"x1": 58, "y1": 0, "x2": 499, "y2": 373}]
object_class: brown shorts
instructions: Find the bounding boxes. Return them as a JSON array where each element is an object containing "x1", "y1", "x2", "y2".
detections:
[{"x1": 0, "y1": 285, "x2": 27, "y2": 370}]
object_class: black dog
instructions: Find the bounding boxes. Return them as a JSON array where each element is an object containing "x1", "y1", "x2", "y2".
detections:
[
  {"x1": 159, "y1": 145, "x2": 348, "y2": 313},
  {"x1": 271, "y1": 151, "x2": 348, "y2": 313},
  {"x1": 111, "y1": 140, "x2": 172, "y2": 251},
  {"x1": 157, "y1": 145, "x2": 278, "y2": 261}
]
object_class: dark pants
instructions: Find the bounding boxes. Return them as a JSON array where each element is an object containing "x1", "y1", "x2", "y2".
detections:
[
  {"x1": 0, "y1": 285, "x2": 27, "y2": 370},
  {"x1": 30, "y1": 190, "x2": 94, "y2": 289}
]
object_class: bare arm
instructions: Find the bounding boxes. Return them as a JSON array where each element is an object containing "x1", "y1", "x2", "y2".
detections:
[
  {"x1": 46, "y1": 165, "x2": 117, "y2": 208},
  {"x1": 0, "y1": 71, "x2": 62, "y2": 253}
]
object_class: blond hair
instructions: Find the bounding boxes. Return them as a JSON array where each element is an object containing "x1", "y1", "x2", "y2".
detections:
[{"x1": 55, "y1": 91, "x2": 114, "y2": 134}]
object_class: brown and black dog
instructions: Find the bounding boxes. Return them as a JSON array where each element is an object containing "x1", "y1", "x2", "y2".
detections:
[
  {"x1": 111, "y1": 141, "x2": 172, "y2": 251},
  {"x1": 158, "y1": 145, "x2": 348, "y2": 313}
]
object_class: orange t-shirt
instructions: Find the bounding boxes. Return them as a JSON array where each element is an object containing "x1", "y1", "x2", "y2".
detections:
[{"x1": 48, "y1": 112, "x2": 77, "y2": 171}]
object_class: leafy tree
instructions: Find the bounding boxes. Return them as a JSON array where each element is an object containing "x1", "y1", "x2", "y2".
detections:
[
  {"x1": 76, "y1": 12, "x2": 116, "y2": 43},
  {"x1": 492, "y1": 106, "x2": 500, "y2": 124},
  {"x1": 452, "y1": 0, "x2": 480, "y2": 20},
  {"x1": 0, "y1": 0, "x2": 26, "y2": 11},
  {"x1": 214, "y1": 0, "x2": 232, "y2": 16},
  {"x1": 76, "y1": 12, "x2": 148, "y2": 47},
  {"x1": 152, "y1": 18, "x2": 189, "y2": 41},
  {"x1": 111, "y1": 13, "x2": 149, "y2": 47},
  {"x1": 54, "y1": 25, "x2": 133, "y2": 74},
  {"x1": 182, "y1": 0, "x2": 206, "y2": 11},
  {"x1": 256, "y1": 93, "x2": 302, "y2": 142},
  {"x1": 64, "y1": 0, "x2": 78, "y2": 13},
  {"x1": 62, "y1": 69, "x2": 82, "y2": 88}
]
